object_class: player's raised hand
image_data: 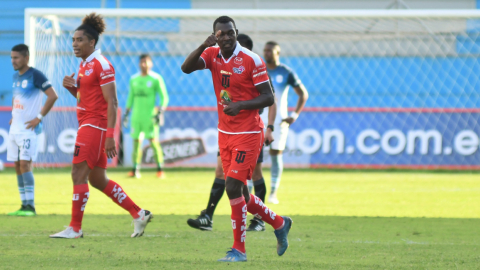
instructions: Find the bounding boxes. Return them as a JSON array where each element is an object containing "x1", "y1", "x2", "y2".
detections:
[
  {"x1": 203, "y1": 30, "x2": 221, "y2": 48},
  {"x1": 105, "y1": 137, "x2": 117, "y2": 159},
  {"x1": 63, "y1": 73, "x2": 76, "y2": 88}
]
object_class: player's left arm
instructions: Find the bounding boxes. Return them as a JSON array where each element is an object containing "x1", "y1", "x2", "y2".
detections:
[
  {"x1": 222, "y1": 81, "x2": 274, "y2": 116},
  {"x1": 101, "y1": 82, "x2": 118, "y2": 159},
  {"x1": 25, "y1": 72, "x2": 59, "y2": 130},
  {"x1": 154, "y1": 75, "x2": 169, "y2": 126},
  {"x1": 283, "y1": 71, "x2": 308, "y2": 125}
]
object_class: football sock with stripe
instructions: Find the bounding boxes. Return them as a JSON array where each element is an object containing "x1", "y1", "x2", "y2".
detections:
[
  {"x1": 22, "y1": 171, "x2": 35, "y2": 207},
  {"x1": 230, "y1": 197, "x2": 247, "y2": 253},
  {"x1": 270, "y1": 154, "x2": 283, "y2": 195},
  {"x1": 69, "y1": 184, "x2": 89, "y2": 232},
  {"x1": 205, "y1": 178, "x2": 225, "y2": 219},
  {"x1": 253, "y1": 178, "x2": 267, "y2": 203},
  {"x1": 17, "y1": 174, "x2": 27, "y2": 206},
  {"x1": 102, "y1": 180, "x2": 142, "y2": 219},
  {"x1": 132, "y1": 140, "x2": 142, "y2": 172},
  {"x1": 150, "y1": 140, "x2": 164, "y2": 171},
  {"x1": 246, "y1": 193, "x2": 284, "y2": 230}
]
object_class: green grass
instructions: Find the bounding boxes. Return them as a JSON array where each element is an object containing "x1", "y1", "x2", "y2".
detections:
[{"x1": 1, "y1": 168, "x2": 480, "y2": 269}]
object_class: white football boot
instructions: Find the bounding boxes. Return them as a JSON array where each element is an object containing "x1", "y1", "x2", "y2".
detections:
[
  {"x1": 131, "y1": 210, "x2": 153, "y2": 238},
  {"x1": 268, "y1": 194, "x2": 280, "y2": 205},
  {"x1": 49, "y1": 226, "x2": 83, "y2": 239}
]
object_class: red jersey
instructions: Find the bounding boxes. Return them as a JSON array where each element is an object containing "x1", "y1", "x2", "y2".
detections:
[
  {"x1": 76, "y1": 49, "x2": 116, "y2": 130},
  {"x1": 201, "y1": 42, "x2": 270, "y2": 134}
]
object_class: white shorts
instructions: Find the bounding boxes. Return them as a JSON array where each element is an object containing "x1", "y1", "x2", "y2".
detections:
[
  {"x1": 7, "y1": 133, "x2": 38, "y2": 162},
  {"x1": 269, "y1": 122, "x2": 289, "y2": 151}
]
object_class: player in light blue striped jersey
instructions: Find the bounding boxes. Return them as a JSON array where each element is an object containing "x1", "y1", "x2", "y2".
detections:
[
  {"x1": 7, "y1": 44, "x2": 58, "y2": 216},
  {"x1": 261, "y1": 41, "x2": 309, "y2": 204}
]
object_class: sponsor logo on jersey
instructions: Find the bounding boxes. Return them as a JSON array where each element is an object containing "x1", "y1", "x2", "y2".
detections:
[
  {"x1": 101, "y1": 74, "x2": 115, "y2": 80},
  {"x1": 147, "y1": 81, "x2": 152, "y2": 87},
  {"x1": 85, "y1": 69, "x2": 94, "y2": 76},
  {"x1": 234, "y1": 57, "x2": 243, "y2": 65},
  {"x1": 100, "y1": 70, "x2": 115, "y2": 80},
  {"x1": 233, "y1": 66, "x2": 245, "y2": 74},
  {"x1": 220, "y1": 90, "x2": 231, "y2": 102},
  {"x1": 221, "y1": 70, "x2": 232, "y2": 75},
  {"x1": 21, "y1": 80, "x2": 28, "y2": 88},
  {"x1": 16, "y1": 82, "x2": 20, "y2": 87},
  {"x1": 13, "y1": 100, "x2": 23, "y2": 110},
  {"x1": 12, "y1": 82, "x2": 15, "y2": 87},
  {"x1": 87, "y1": 62, "x2": 95, "y2": 68},
  {"x1": 253, "y1": 71, "x2": 267, "y2": 78}
]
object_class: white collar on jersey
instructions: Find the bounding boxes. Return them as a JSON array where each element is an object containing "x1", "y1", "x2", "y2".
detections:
[
  {"x1": 218, "y1": 41, "x2": 242, "y2": 63},
  {"x1": 82, "y1": 49, "x2": 102, "y2": 67}
]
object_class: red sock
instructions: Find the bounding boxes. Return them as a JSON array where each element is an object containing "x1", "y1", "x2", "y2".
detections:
[
  {"x1": 102, "y1": 180, "x2": 142, "y2": 219},
  {"x1": 230, "y1": 197, "x2": 247, "y2": 253},
  {"x1": 247, "y1": 193, "x2": 284, "y2": 230},
  {"x1": 69, "y1": 184, "x2": 89, "y2": 232}
]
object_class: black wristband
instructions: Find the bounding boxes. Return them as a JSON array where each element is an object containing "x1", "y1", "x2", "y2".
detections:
[{"x1": 267, "y1": 125, "x2": 274, "y2": 132}]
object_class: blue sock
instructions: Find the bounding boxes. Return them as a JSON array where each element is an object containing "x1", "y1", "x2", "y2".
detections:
[
  {"x1": 17, "y1": 174, "x2": 26, "y2": 206},
  {"x1": 270, "y1": 154, "x2": 283, "y2": 194},
  {"x1": 22, "y1": 172, "x2": 35, "y2": 207}
]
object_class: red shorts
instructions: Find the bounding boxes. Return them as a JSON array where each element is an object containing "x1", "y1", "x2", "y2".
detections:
[
  {"x1": 219, "y1": 131, "x2": 264, "y2": 184},
  {"x1": 73, "y1": 126, "x2": 107, "y2": 169}
]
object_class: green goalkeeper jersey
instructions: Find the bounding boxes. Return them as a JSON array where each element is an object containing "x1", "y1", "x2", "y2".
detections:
[{"x1": 126, "y1": 71, "x2": 169, "y2": 121}]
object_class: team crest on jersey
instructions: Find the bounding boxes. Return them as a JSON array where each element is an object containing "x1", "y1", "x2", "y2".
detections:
[
  {"x1": 233, "y1": 66, "x2": 245, "y2": 74},
  {"x1": 21, "y1": 80, "x2": 28, "y2": 88},
  {"x1": 276, "y1": 74, "x2": 284, "y2": 83},
  {"x1": 85, "y1": 69, "x2": 94, "y2": 76},
  {"x1": 234, "y1": 57, "x2": 243, "y2": 65}
]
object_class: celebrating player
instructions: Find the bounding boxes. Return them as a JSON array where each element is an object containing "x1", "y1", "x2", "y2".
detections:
[
  {"x1": 187, "y1": 33, "x2": 277, "y2": 232},
  {"x1": 262, "y1": 41, "x2": 309, "y2": 204},
  {"x1": 123, "y1": 54, "x2": 169, "y2": 179},
  {"x1": 7, "y1": 44, "x2": 58, "y2": 216},
  {"x1": 181, "y1": 16, "x2": 292, "y2": 262},
  {"x1": 50, "y1": 13, "x2": 152, "y2": 239}
]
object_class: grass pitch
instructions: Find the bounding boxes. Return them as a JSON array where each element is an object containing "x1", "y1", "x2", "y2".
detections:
[{"x1": 1, "y1": 168, "x2": 480, "y2": 269}]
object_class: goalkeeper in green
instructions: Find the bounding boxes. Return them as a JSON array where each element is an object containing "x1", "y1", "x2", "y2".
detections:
[{"x1": 123, "y1": 54, "x2": 169, "y2": 179}]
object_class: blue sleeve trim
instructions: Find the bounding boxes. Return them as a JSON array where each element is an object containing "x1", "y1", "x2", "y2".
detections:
[{"x1": 32, "y1": 68, "x2": 52, "y2": 91}]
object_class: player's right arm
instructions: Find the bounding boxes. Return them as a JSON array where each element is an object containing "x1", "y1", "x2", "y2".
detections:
[
  {"x1": 181, "y1": 30, "x2": 221, "y2": 74},
  {"x1": 123, "y1": 78, "x2": 134, "y2": 127},
  {"x1": 63, "y1": 73, "x2": 77, "y2": 97}
]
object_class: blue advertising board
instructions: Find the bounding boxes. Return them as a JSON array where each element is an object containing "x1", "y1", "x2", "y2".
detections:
[{"x1": 2, "y1": 107, "x2": 480, "y2": 169}]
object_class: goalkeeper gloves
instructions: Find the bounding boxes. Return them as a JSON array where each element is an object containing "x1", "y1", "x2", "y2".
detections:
[{"x1": 122, "y1": 113, "x2": 129, "y2": 128}]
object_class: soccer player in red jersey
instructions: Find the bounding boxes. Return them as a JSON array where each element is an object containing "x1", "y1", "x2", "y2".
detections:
[
  {"x1": 181, "y1": 16, "x2": 292, "y2": 262},
  {"x1": 50, "y1": 13, "x2": 152, "y2": 239}
]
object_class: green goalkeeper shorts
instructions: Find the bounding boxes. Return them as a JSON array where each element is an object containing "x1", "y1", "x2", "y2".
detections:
[{"x1": 131, "y1": 119, "x2": 159, "y2": 140}]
